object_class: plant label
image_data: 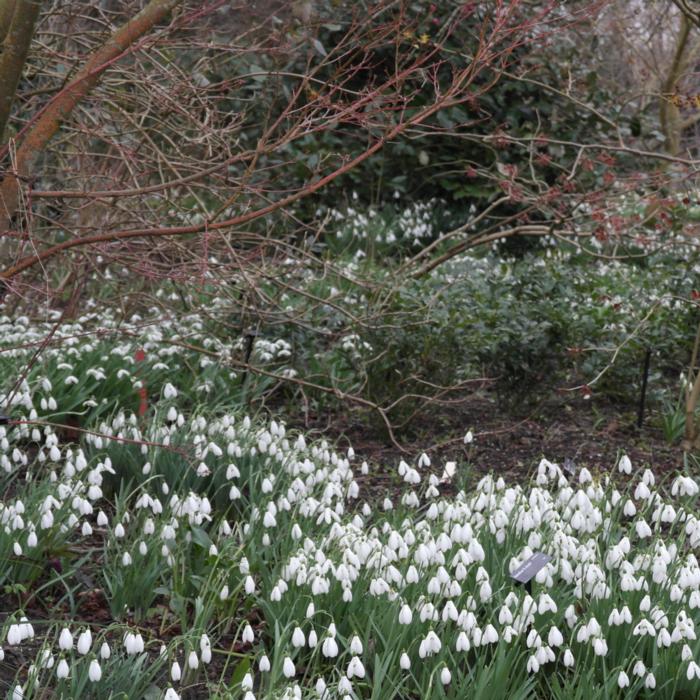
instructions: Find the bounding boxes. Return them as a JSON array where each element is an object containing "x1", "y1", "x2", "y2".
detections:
[{"x1": 511, "y1": 552, "x2": 551, "y2": 585}]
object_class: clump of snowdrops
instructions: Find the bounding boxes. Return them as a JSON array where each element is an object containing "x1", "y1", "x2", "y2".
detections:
[{"x1": 1, "y1": 319, "x2": 700, "y2": 698}]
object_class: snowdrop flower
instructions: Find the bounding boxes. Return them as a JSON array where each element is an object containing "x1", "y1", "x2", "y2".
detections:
[
  {"x1": 440, "y1": 666, "x2": 451, "y2": 685},
  {"x1": 163, "y1": 383, "x2": 178, "y2": 399},
  {"x1": 400, "y1": 652, "x2": 411, "y2": 670},
  {"x1": 56, "y1": 659, "x2": 69, "y2": 679},
  {"x1": 242, "y1": 624, "x2": 254, "y2": 644},
  {"x1": 58, "y1": 627, "x2": 73, "y2": 651},
  {"x1": 645, "y1": 673, "x2": 656, "y2": 689},
  {"x1": 347, "y1": 656, "x2": 365, "y2": 679},
  {"x1": 618, "y1": 455, "x2": 632, "y2": 475},
  {"x1": 464, "y1": 430, "x2": 474, "y2": 444},
  {"x1": 350, "y1": 636, "x2": 363, "y2": 655},
  {"x1": 292, "y1": 627, "x2": 305, "y2": 648},
  {"x1": 259, "y1": 654, "x2": 271, "y2": 672},
  {"x1": 12, "y1": 686, "x2": 22, "y2": 700},
  {"x1": 322, "y1": 636, "x2": 339, "y2": 658},
  {"x1": 563, "y1": 649, "x2": 574, "y2": 667},
  {"x1": 77, "y1": 629, "x2": 92, "y2": 655},
  {"x1": 399, "y1": 604, "x2": 413, "y2": 625},
  {"x1": 88, "y1": 659, "x2": 102, "y2": 682},
  {"x1": 164, "y1": 690, "x2": 180, "y2": 700},
  {"x1": 283, "y1": 657, "x2": 295, "y2": 678}
]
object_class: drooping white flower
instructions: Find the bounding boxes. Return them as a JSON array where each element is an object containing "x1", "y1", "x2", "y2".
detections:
[{"x1": 88, "y1": 659, "x2": 102, "y2": 682}]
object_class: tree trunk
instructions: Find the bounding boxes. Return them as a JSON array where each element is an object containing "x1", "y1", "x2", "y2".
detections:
[
  {"x1": 0, "y1": 0, "x2": 18, "y2": 44},
  {"x1": 0, "y1": 0, "x2": 41, "y2": 144}
]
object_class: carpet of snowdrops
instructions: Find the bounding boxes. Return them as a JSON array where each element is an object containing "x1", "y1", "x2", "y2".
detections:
[{"x1": 3, "y1": 310, "x2": 700, "y2": 698}]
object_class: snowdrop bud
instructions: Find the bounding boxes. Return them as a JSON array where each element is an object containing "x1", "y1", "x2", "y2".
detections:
[
  {"x1": 283, "y1": 656, "x2": 295, "y2": 678},
  {"x1": 242, "y1": 624, "x2": 254, "y2": 644},
  {"x1": 201, "y1": 646, "x2": 212, "y2": 664},
  {"x1": 7, "y1": 625, "x2": 21, "y2": 646},
  {"x1": 350, "y1": 636, "x2": 363, "y2": 655},
  {"x1": 77, "y1": 629, "x2": 92, "y2": 655},
  {"x1": 187, "y1": 651, "x2": 199, "y2": 670},
  {"x1": 241, "y1": 672, "x2": 253, "y2": 691},
  {"x1": 563, "y1": 649, "x2": 574, "y2": 667},
  {"x1": 399, "y1": 604, "x2": 413, "y2": 625},
  {"x1": 220, "y1": 584, "x2": 229, "y2": 601},
  {"x1": 100, "y1": 642, "x2": 110, "y2": 660},
  {"x1": 308, "y1": 630, "x2": 318, "y2": 648},
  {"x1": 88, "y1": 659, "x2": 102, "y2": 682},
  {"x1": 58, "y1": 628, "x2": 73, "y2": 651},
  {"x1": 400, "y1": 652, "x2": 411, "y2": 670},
  {"x1": 12, "y1": 686, "x2": 22, "y2": 700},
  {"x1": 688, "y1": 661, "x2": 700, "y2": 680},
  {"x1": 56, "y1": 658, "x2": 69, "y2": 679},
  {"x1": 440, "y1": 666, "x2": 451, "y2": 685},
  {"x1": 259, "y1": 655, "x2": 270, "y2": 672},
  {"x1": 164, "y1": 689, "x2": 180, "y2": 700},
  {"x1": 171, "y1": 661, "x2": 181, "y2": 681},
  {"x1": 292, "y1": 627, "x2": 305, "y2": 648},
  {"x1": 618, "y1": 671, "x2": 629, "y2": 688}
]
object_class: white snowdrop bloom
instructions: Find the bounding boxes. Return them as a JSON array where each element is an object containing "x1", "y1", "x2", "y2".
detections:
[
  {"x1": 13, "y1": 542, "x2": 21, "y2": 557},
  {"x1": 688, "y1": 661, "x2": 700, "y2": 680},
  {"x1": 350, "y1": 636, "x2": 363, "y2": 655},
  {"x1": 27, "y1": 532, "x2": 37, "y2": 548},
  {"x1": 618, "y1": 455, "x2": 632, "y2": 475},
  {"x1": 645, "y1": 673, "x2": 656, "y2": 689},
  {"x1": 171, "y1": 661, "x2": 182, "y2": 681},
  {"x1": 242, "y1": 624, "x2": 254, "y2": 644},
  {"x1": 399, "y1": 604, "x2": 413, "y2": 625},
  {"x1": 464, "y1": 430, "x2": 474, "y2": 444},
  {"x1": 164, "y1": 689, "x2": 180, "y2": 700},
  {"x1": 593, "y1": 638, "x2": 608, "y2": 656},
  {"x1": 88, "y1": 659, "x2": 102, "y2": 682},
  {"x1": 241, "y1": 672, "x2": 254, "y2": 691},
  {"x1": 563, "y1": 649, "x2": 574, "y2": 667},
  {"x1": 400, "y1": 652, "x2": 411, "y2": 670},
  {"x1": 163, "y1": 383, "x2": 178, "y2": 399},
  {"x1": 632, "y1": 659, "x2": 646, "y2": 676},
  {"x1": 322, "y1": 636, "x2": 339, "y2": 658},
  {"x1": 292, "y1": 627, "x2": 306, "y2": 648},
  {"x1": 77, "y1": 629, "x2": 92, "y2": 655},
  {"x1": 283, "y1": 657, "x2": 295, "y2": 678},
  {"x1": 683, "y1": 645, "x2": 694, "y2": 662},
  {"x1": 640, "y1": 595, "x2": 651, "y2": 612},
  {"x1": 618, "y1": 671, "x2": 630, "y2": 688},
  {"x1": 482, "y1": 624, "x2": 498, "y2": 644},
  {"x1": 11, "y1": 686, "x2": 22, "y2": 700},
  {"x1": 347, "y1": 656, "x2": 365, "y2": 679},
  {"x1": 96, "y1": 511, "x2": 108, "y2": 527},
  {"x1": 244, "y1": 576, "x2": 255, "y2": 594},
  {"x1": 201, "y1": 646, "x2": 212, "y2": 664},
  {"x1": 259, "y1": 655, "x2": 271, "y2": 672},
  {"x1": 440, "y1": 666, "x2": 451, "y2": 685},
  {"x1": 56, "y1": 659, "x2": 69, "y2": 679},
  {"x1": 58, "y1": 627, "x2": 73, "y2": 651},
  {"x1": 114, "y1": 523, "x2": 125, "y2": 538},
  {"x1": 100, "y1": 642, "x2": 110, "y2": 660},
  {"x1": 548, "y1": 626, "x2": 563, "y2": 647},
  {"x1": 623, "y1": 499, "x2": 637, "y2": 517},
  {"x1": 527, "y1": 655, "x2": 540, "y2": 673},
  {"x1": 6, "y1": 625, "x2": 21, "y2": 645},
  {"x1": 187, "y1": 651, "x2": 199, "y2": 670}
]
